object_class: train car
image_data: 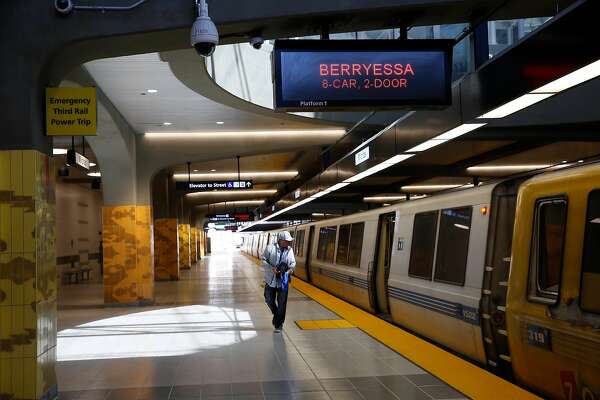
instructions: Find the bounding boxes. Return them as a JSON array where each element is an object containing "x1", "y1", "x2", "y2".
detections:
[
  {"x1": 507, "y1": 164, "x2": 600, "y2": 399},
  {"x1": 243, "y1": 163, "x2": 600, "y2": 399}
]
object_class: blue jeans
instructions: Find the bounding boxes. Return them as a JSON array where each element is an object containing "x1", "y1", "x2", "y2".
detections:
[{"x1": 264, "y1": 285, "x2": 289, "y2": 328}]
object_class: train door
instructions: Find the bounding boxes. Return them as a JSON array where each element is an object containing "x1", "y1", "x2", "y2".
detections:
[
  {"x1": 372, "y1": 212, "x2": 395, "y2": 315},
  {"x1": 481, "y1": 179, "x2": 524, "y2": 377},
  {"x1": 305, "y1": 226, "x2": 315, "y2": 282}
]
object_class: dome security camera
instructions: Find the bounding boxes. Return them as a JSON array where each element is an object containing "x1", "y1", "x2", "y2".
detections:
[
  {"x1": 55, "y1": 0, "x2": 74, "y2": 14},
  {"x1": 249, "y1": 36, "x2": 264, "y2": 50},
  {"x1": 191, "y1": 0, "x2": 219, "y2": 57}
]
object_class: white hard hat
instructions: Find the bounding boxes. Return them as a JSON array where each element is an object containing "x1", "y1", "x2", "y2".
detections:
[{"x1": 277, "y1": 231, "x2": 293, "y2": 242}]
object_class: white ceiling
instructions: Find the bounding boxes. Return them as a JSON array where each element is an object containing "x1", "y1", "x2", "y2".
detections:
[{"x1": 84, "y1": 52, "x2": 331, "y2": 134}]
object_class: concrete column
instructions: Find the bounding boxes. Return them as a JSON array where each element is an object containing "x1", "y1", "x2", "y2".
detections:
[{"x1": 0, "y1": 150, "x2": 58, "y2": 400}]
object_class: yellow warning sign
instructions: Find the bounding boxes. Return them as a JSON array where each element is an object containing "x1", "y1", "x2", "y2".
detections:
[{"x1": 46, "y1": 87, "x2": 97, "y2": 136}]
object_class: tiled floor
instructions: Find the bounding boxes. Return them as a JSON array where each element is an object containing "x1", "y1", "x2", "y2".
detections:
[{"x1": 57, "y1": 249, "x2": 467, "y2": 400}]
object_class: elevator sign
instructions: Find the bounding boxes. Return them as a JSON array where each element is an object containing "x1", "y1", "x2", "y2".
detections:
[
  {"x1": 176, "y1": 180, "x2": 254, "y2": 191},
  {"x1": 45, "y1": 87, "x2": 97, "y2": 136},
  {"x1": 273, "y1": 40, "x2": 453, "y2": 111}
]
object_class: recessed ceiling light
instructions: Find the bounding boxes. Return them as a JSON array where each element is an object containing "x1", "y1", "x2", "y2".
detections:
[
  {"x1": 562, "y1": 160, "x2": 568, "y2": 163},
  {"x1": 89, "y1": 162, "x2": 97, "y2": 167},
  {"x1": 87, "y1": 172, "x2": 101, "y2": 177},
  {"x1": 578, "y1": 160, "x2": 584, "y2": 163},
  {"x1": 53, "y1": 148, "x2": 68, "y2": 155},
  {"x1": 216, "y1": 121, "x2": 225, "y2": 125},
  {"x1": 147, "y1": 89, "x2": 158, "y2": 94},
  {"x1": 210, "y1": 169, "x2": 217, "y2": 172},
  {"x1": 163, "y1": 122, "x2": 172, "y2": 126},
  {"x1": 193, "y1": 169, "x2": 199, "y2": 172}
]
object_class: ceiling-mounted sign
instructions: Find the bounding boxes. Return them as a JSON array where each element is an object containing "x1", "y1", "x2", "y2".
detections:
[
  {"x1": 207, "y1": 213, "x2": 254, "y2": 223},
  {"x1": 355, "y1": 146, "x2": 370, "y2": 166},
  {"x1": 176, "y1": 180, "x2": 254, "y2": 191},
  {"x1": 66, "y1": 149, "x2": 90, "y2": 170},
  {"x1": 46, "y1": 87, "x2": 97, "y2": 136},
  {"x1": 273, "y1": 40, "x2": 453, "y2": 111}
]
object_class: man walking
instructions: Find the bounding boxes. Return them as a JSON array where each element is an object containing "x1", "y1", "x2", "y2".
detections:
[{"x1": 262, "y1": 231, "x2": 296, "y2": 333}]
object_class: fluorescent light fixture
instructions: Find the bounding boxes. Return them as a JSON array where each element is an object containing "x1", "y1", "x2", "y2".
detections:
[
  {"x1": 210, "y1": 169, "x2": 217, "y2": 172},
  {"x1": 578, "y1": 160, "x2": 584, "y2": 163},
  {"x1": 344, "y1": 154, "x2": 414, "y2": 183},
  {"x1": 310, "y1": 191, "x2": 329, "y2": 199},
  {"x1": 163, "y1": 122, "x2": 173, "y2": 126},
  {"x1": 478, "y1": 93, "x2": 554, "y2": 119},
  {"x1": 591, "y1": 218, "x2": 600, "y2": 224},
  {"x1": 312, "y1": 213, "x2": 325, "y2": 217},
  {"x1": 173, "y1": 171, "x2": 298, "y2": 180},
  {"x1": 324, "y1": 182, "x2": 350, "y2": 192},
  {"x1": 406, "y1": 140, "x2": 447, "y2": 152},
  {"x1": 216, "y1": 121, "x2": 225, "y2": 125},
  {"x1": 467, "y1": 165, "x2": 551, "y2": 172},
  {"x1": 144, "y1": 129, "x2": 346, "y2": 138},
  {"x1": 186, "y1": 189, "x2": 277, "y2": 197},
  {"x1": 402, "y1": 184, "x2": 473, "y2": 191},
  {"x1": 364, "y1": 196, "x2": 406, "y2": 202},
  {"x1": 53, "y1": 148, "x2": 68, "y2": 155},
  {"x1": 89, "y1": 162, "x2": 97, "y2": 167},
  {"x1": 434, "y1": 123, "x2": 487, "y2": 140},
  {"x1": 202, "y1": 200, "x2": 265, "y2": 207},
  {"x1": 454, "y1": 223, "x2": 470, "y2": 230},
  {"x1": 532, "y1": 59, "x2": 600, "y2": 94},
  {"x1": 87, "y1": 172, "x2": 101, "y2": 177},
  {"x1": 146, "y1": 89, "x2": 158, "y2": 93}
]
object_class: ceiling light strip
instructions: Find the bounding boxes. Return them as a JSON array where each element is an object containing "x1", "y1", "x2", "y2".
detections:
[
  {"x1": 144, "y1": 129, "x2": 346, "y2": 138},
  {"x1": 173, "y1": 171, "x2": 298, "y2": 180}
]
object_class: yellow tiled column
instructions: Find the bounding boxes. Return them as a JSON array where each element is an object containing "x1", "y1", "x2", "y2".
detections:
[
  {"x1": 102, "y1": 206, "x2": 154, "y2": 304},
  {"x1": 0, "y1": 150, "x2": 58, "y2": 400},
  {"x1": 178, "y1": 224, "x2": 191, "y2": 270},
  {"x1": 154, "y1": 219, "x2": 179, "y2": 281},
  {"x1": 190, "y1": 227, "x2": 197, "y2": 264},
  {"x1": 199, "y1": 230, "x2": 205, "y2": 258}
]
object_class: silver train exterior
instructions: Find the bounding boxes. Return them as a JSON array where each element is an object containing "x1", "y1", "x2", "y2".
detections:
[{"x1": 243, "y1": 179, "x2": 519, "y2": 373}]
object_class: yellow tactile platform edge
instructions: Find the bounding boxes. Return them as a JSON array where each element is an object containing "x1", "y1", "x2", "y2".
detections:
[
  {"x1": 290, "y1": 278, "x2": 541, "y2": 400},
  {"x1": 296, "y1": 319, "x2": 355, "y2": 330}
]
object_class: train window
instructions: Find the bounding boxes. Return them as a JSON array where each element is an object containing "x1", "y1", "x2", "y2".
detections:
[
  {"x1": 408, "y1": 211, "x2": 439, "y2": 280},
  {"x1": 434, "y1": 207, "x2": 473, "y2": 286},
  {"x1": 336, "y1": 224, "x2": 351, "y2": 264},
  {"x1": 295, "y1": 230, "x2": 306, "y2": 258},
  {"x1": 317, "y1": 226, "x2": 337, "y2": 263},
  {"x1": 336, "y1": 223, "x2": 365, "y2": 267},
  {"x1": 348, "y1": 223, "x2": 365, "y2": 267},
  {"x1": 581, "y1": 190, "x2": 600, "y2": 313},
  {"x1": 528, "y1": 198, "x2": 567, "y2": 304}
]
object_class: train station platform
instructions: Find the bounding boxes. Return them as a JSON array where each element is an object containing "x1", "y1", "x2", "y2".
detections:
[{"x1": 56, "y1": 249, "x2": 472, "y2": 400}]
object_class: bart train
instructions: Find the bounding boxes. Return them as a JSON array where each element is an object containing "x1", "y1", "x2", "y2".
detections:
[{"x1": 243, "y1": 163, "x2": 600, "y2": 400}]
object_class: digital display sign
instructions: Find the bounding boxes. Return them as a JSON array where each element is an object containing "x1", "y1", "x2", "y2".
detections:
[
  {"x1": 273, "y1": 40, "x2": 453, "y2": 111},
  {"x1": 176, "y1": 180, "x2": 253, "y2": 191}
]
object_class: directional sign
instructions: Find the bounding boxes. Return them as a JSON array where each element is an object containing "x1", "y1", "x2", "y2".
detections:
[{"x1": 176, "y1": 180, "x2": 254, "y2": 191}]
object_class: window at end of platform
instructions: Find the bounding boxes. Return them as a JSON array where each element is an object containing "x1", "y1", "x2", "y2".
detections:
[
  {"x1": 528, "y1": 197, "x2": 567, "y2": 305},
  {"x1": 581, "y1": 190, "x2": 600, "y2": 313}
]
